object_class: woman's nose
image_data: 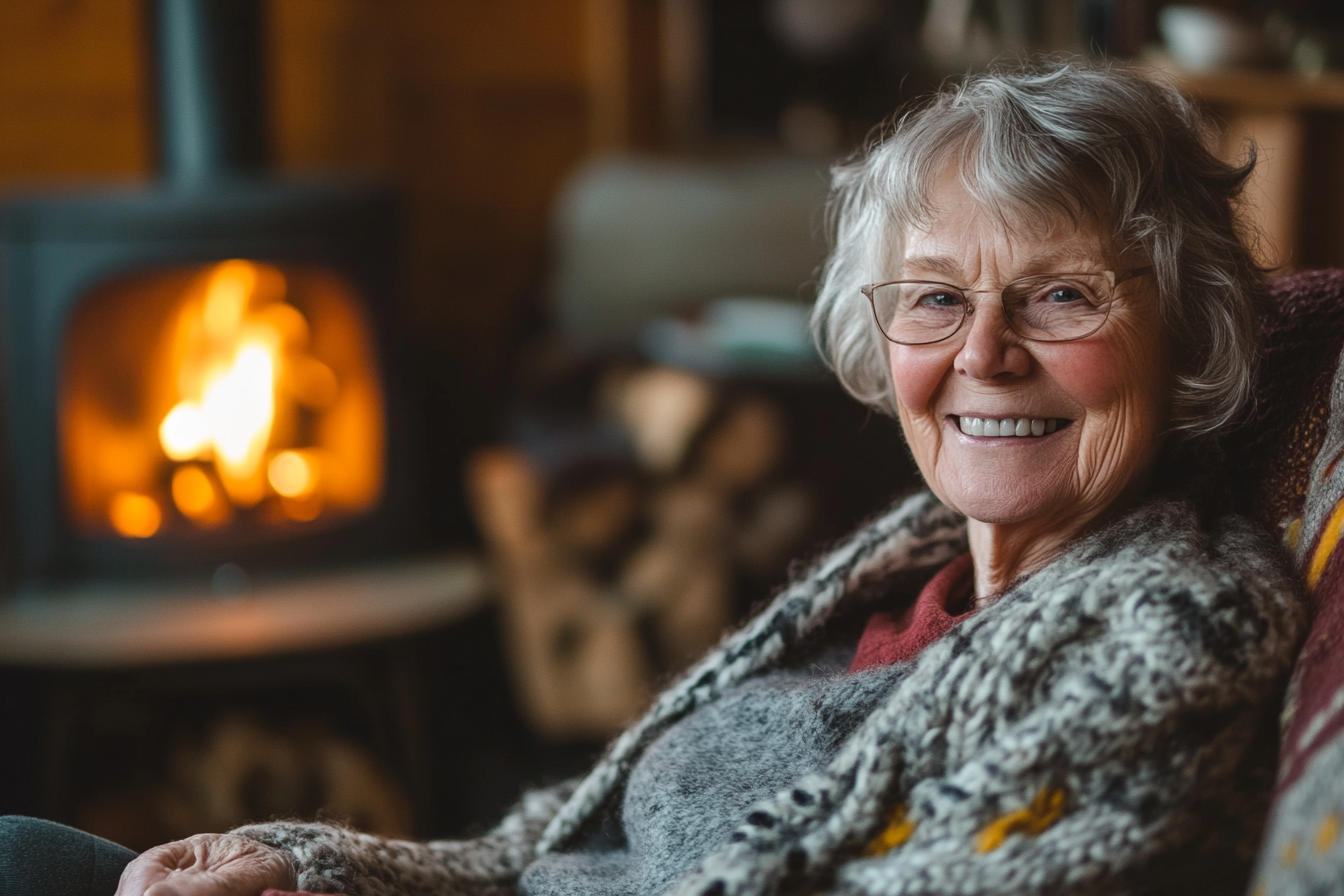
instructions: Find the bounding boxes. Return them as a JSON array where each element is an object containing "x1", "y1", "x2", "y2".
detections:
[{"x1": 954, "y1": 300, "x2": 1031, "y2": 380}]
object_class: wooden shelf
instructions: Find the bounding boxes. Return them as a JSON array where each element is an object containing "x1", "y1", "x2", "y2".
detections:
[
  {"x1": 1170, "y1": 69, "x2": 1344, "y2": 112},
  {"x1": 1137, "y1": 65, "x2": 1344, "y2": 269},
  {"x1": 0, "y1": 554, "x2": 490, "y2": 668}
]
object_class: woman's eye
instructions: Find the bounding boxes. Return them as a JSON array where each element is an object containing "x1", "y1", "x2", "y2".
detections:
[
  {"x1": 917, "y1": 290, "x2": 962, "y2": 307},
  {"x1": 1033, "y1": 284, "x2": 1090, "y2": 305}
]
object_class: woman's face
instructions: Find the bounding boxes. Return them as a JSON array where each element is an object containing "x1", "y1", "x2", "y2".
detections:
[{"x1": 888, "y1": 169, "x2": 1173, "y2": 531}]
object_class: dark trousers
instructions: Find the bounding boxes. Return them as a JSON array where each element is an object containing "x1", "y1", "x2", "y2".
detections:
[{"x1": 0, "y1": 816, "x2": 137, "y2": 896}]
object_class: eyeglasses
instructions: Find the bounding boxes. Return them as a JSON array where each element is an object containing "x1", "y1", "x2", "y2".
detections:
[{"x1": 860, "y1": 267, "x2": 1154, "y2": 346}]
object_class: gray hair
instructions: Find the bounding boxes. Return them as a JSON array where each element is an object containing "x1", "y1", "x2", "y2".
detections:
[{"x1": 811, "y1": 58, "x2": 1266, "y2": 443}]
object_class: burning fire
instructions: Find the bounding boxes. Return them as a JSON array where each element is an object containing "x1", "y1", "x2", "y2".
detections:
[
  {"x1": 61, "y1": 257, "x2": 384, "y2": 540},
  {"x1": 147, "y1": 260, "x2": 337, "y2": 529}
]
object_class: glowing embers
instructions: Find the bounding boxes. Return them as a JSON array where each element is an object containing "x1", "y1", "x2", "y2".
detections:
[
  {"x1": 158, "y1": 261, "x2": 324, "y2": 515},
  {"x1": 61, "y1": 260, "x2": 385, "y2": 540}
]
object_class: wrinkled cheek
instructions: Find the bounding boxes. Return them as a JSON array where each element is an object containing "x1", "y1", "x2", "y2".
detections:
[
  {"x1": 889, "y1": 346, "x2": 952, "y2": 477},
  {"x1": 1045, "y1": 344, "x2": 1118, "y2": 407},
  {"x1": 888, "y1": 346, "x2": 950, "y2": 418},
  {"x1": 1054, "y1": 341, "x2": 1169, "y2": 486},
  {"x1": 1052, "y1": 329, "x2": 1169, "y2": 410}
]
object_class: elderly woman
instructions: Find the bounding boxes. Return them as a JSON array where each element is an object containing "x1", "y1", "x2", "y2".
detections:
[{"x1": 8, "y1": 60, "x2": 1304, "y2": 896}]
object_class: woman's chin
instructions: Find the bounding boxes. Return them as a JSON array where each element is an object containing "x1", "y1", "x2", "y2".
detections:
[
  {"x1": 936, "y1": 479, "x2": 1072, "y2": 528},
  {"x1": 954, "y1": 501, "x2": 1056, "y2": 527}
]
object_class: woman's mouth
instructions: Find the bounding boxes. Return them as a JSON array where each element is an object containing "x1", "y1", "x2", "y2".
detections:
[{"x1": 955, "y1": 416, "x2": 1070, "y2": 437}]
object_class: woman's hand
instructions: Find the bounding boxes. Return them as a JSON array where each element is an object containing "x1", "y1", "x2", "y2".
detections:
[{"x1": 114, "y1": 833, "x2": 296, "y2": 896}]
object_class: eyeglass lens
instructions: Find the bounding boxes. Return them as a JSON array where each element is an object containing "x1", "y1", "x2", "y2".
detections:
[{"x1": 868, "y1": 273, "x2": 1114, "y2": 345}]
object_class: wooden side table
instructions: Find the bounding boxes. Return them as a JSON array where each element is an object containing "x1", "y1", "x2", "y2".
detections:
[
  {"x1": 0, "y1": 555, "x2": 490, "y2": 835},
  {"x1": 0, "y1": 555, "x2": 488, "y2": 667}
]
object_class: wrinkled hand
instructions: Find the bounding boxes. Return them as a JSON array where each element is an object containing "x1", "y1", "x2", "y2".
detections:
[{"x1": 115, "y1": 833, "x2": 296, "y2": 896}]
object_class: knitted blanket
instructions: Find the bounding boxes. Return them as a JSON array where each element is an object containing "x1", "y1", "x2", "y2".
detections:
[
  {"x1": 236, "y1": 489, "x2": 1303, "y2": 896},
  {"x1": 1229, "y1": 269, "x2": 1344, "y2": 895}
]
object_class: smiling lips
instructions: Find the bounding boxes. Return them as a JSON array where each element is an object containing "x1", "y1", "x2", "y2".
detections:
[{"x1": 956, "y1": 416, "x2": 1066, "y2": 437}]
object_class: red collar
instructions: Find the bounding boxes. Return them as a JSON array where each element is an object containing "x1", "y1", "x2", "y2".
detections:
[{"x1": 848, "y1": 553, "x2": 976, "y2": 673}]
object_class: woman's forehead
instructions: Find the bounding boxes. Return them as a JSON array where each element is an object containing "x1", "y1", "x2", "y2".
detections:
[
  {"x1": 893, "y1": 209, "x2": 1112, "y2": 274},
  {"x1": 889, "y1": 158, "x2": 1114, "y2": 256}
]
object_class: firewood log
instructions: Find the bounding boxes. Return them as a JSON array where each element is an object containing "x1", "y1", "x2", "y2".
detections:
[
  {"x1": 618, "y1": 481, "x2": 734, "y2": 668},
  {"x1": 547, "y1": 473, "x2": 640, "y2": 558},
  {"x1": 735, "y1": 483, "x2": 814, "y2": 577},
  {"x1": 613, "y1": 366, "x2": 715, "y2": 474},
  {"x1": 467, "y1": 447, "x2": 655, "y2": 739},
  {"x1": 694, "y1": 397, "x2": 785, "y2": 492}
]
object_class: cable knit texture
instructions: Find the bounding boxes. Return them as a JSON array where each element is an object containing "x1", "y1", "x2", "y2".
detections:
[
  {"x1": 235, "y1": 780, "x2": 578, "y2": 895},
  {"x1": 234, "y1": 490, "x2": 1304, "y2": 896}
]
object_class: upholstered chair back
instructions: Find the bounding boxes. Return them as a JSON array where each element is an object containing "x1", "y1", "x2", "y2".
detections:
[{"x1": 1229, "y1": 270, "x2": 1344, "y2": 892}]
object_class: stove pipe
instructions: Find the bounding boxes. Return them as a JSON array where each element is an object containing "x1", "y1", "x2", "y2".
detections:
[{"x1": 152, "y1": 0, "x2": 268, "y2": 182}]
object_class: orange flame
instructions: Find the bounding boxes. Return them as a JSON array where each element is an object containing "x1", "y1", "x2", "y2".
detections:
[
  {"x1": 60, "y1": 258, "x2": 384, "y2": 538},
  {"x1": 156, "y1": 260, "x2": 335, "y2": 514}
]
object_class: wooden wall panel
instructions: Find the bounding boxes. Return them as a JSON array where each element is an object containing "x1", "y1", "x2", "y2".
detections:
[
  {"x1": 270, "y1": 0, "x2": 597, "y2": 378},
  {"x1": 267, "y1": 0, "x2": 395, "y2": 175},
  {"x1": 0, "y1": 0, "x2": 151, "y2": 187}
]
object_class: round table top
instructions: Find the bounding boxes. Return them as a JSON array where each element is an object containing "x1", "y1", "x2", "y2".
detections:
[{"x1": 0, "y1": 554, "x2": 490, "y2": 667}]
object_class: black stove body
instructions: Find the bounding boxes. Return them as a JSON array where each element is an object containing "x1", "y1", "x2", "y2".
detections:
[{"x1": 0, "y1": 0, "x2": 422, "y2": 585}]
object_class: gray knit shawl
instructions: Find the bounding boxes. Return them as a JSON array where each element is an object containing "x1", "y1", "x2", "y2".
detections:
[{"x1": 236, "y1": 490, "x2": 1305, "y2": 896}]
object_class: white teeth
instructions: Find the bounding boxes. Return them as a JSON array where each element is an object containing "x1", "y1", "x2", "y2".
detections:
[{"x1": 957, "y1": 416, "x2": 1064, "y2": 438}]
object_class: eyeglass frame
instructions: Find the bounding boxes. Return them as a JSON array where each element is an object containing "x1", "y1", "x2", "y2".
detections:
[{"x1": 860, "y1": 266, "x2": 1155, "y2": 346}]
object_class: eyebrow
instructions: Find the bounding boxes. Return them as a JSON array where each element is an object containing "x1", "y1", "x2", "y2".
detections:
[
  {"x1": 899, "y1": 255, "x2": 964, "y2": 280},
  {"x1": 899, "y1": 251, "x2": 1103, "y2": 281}
]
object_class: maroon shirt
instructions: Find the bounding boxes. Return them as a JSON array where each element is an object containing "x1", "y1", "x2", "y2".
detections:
[{"x1": 848, "y1": 553, "x2": 977, "y2": 673}]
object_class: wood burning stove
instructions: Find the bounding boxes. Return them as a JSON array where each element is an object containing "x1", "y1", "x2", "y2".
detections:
[{"x1": 0, "y1": 0, "x2": 421, "y2": 584}]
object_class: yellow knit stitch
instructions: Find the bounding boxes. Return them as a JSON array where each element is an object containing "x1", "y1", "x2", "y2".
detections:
[
  {"x1": 1282, "y1": 838, "x2": 1300, "y2": 867},
  {"x1": 975, "y1": 787, "x2": 1068, "y2": 853},
  {"x1": 1307, "y1": 499, "x2": 1344, "y2": 592},
  {"x1": 1317, "y1": 814, "x2": 1340, "y2": 853},
  {"x1": 1287, "y1": 517, "x2": 1303, "y2": 553},
  {"x1": 865, "y1": 804, "x2": 916, "y2": 856}
]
